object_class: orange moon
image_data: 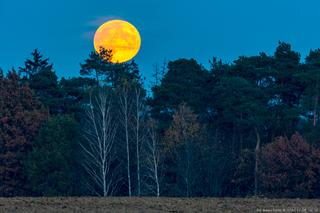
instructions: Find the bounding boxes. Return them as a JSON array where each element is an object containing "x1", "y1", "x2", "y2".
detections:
[{"x1": 93, "y1": 20, "x2": 141, "y2": 63}]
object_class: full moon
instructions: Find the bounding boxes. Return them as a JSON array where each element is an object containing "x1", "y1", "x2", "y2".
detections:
[{"x1": 93, "y1": 20, "x2": 141, "y2": 63}]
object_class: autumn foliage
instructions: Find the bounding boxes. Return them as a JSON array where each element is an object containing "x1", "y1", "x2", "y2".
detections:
[
  {"x1": 0, "y1": 72, "x2": 47, "y2": 196},
  {"x1": 2, "y1": 45, "x2": 320, "y2": 197},
  {"x1": 164, "y1": 103, "x2": 202, "y2": 150},
  {"x1": 259, "y1": 132, "x2": 320, "y2": 198},
  {"x1": 163, "y1": 103, "x2": 206, "y2": 196}
]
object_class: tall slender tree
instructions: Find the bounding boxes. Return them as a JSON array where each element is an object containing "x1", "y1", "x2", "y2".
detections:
[
  {"x1": 143, "y1": 118, "x2": 162, "y2": 196},
  {"x1": 302, "y1": 49, "x2": 320, "y2": 126},
  {"x1": 81, "y1": 88, "x2": 119, "y2": 196},
  {"x1": 118, "y1": 82, "x2": 133, "y2": 196},
  {"x1": 132, "y1": 86, "x2": 145, "y2": 196}
]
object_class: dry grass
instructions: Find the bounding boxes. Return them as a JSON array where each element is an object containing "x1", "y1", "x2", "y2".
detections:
[{"x1": 0, "y1": 197, "x2": 319, "y2": 212}]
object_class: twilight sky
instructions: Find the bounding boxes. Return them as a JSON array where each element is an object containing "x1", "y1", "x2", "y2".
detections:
[{"x1": 0, "y1": 0, "x2": 320, "y2": 81}]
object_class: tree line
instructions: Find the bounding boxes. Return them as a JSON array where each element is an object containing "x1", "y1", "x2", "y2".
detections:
[{"x1": 0, "y1": 42, "x2": 320, "y2": 198}]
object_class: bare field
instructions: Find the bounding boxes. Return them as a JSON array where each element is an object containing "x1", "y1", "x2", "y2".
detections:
[{"x1": 0, "y1": 197, "x2": 319, "y2": 213}]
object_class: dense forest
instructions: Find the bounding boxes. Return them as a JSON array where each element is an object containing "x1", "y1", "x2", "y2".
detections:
[{"x1": 1, "y1": 42, "x2": 320, "y2": 198}]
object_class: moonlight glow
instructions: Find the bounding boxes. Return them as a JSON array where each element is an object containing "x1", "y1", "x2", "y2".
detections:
[{"x1": 93, "y1": 20, "x2": 141, "y2": 63}]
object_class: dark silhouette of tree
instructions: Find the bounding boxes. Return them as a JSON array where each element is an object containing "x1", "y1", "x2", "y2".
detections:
[
  {"x1": 80, "y1": 48, "x2": 113, "y2": 84},
  {"x1": 271, "y1": 42, "x2": 304, "y2": 136},
  {"x1": 19, "y1": 49, "x2": 53, "y2": 78},
  {"x1": 231, "y1": 149, "x2": 255, "y2": 196},
  {"x1": 59, "y1": 77, "x2": 96, "y2": 114},
  {"x1": 25, "y1": 115, "x2": 84, "y2": 196},
  {"x1": 149, "y1": 59, "x2": 210, "y2": 131},
  {"x1": 301, "y1": 49, "x2": 320, "y2": 126},
  {"x1": 2, "y1": 41, "x2": 320, "y2": 198},
  {"x1": 19, "y1": 49, "x2": 62, "y2": 114}
]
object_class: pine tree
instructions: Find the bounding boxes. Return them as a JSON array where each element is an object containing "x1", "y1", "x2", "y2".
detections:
[
  {"x1": 19, "y1": 49, "x2": 53, "y2": 78},
  {"x1": 149, "y1": 59, "x2": 209, "y2": 131},
  {"x1": 19, "y1": 49, "x2": 61, "y2": 114},
  {"x1": 80, "y1": 48, "x2": 113, "y2": 84}
]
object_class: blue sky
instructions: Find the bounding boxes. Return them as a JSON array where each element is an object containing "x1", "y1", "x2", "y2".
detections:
[{"x1": 1, "y1": 0, "x2": 320, "y2": 82}]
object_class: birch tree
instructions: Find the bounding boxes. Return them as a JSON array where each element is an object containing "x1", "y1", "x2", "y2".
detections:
[
  {"x1": 81, "y1": 88, "x2": 118, "y2": 196},
  {"x1": 143, "y1": 118, "x2": 161, "y2": 197},
  {"x1": 131, "y1": 86, "x2": 145, "y2": 196},
  {"x1": 118, "y1": 82, "x2": 133, "y2": 196}
]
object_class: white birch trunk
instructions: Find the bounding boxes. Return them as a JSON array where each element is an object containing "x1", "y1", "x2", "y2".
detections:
[
  {"x1": 81, "y1": 89, "x2": 117, "y2": 196},
  {"x1": 144, "y1": 119, "x2": 161, "y2": 197},
  {"x1": 133, "y1": 87, "x2": 143, "y2": 196},
  {"x1": 119, "y1": 86, "x2": 132, "y2": 196}
]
